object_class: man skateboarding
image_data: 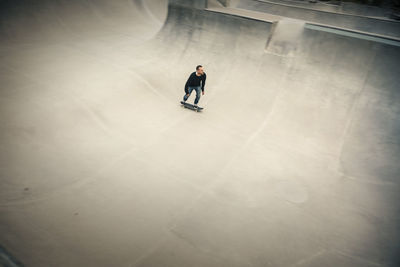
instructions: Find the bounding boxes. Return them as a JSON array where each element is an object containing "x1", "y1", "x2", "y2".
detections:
[{"x1": 183, "y1": 65, "x2": 206, "y2": 108}]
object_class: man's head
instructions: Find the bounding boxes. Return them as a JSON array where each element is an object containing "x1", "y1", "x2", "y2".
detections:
[{"x1": 196, "y1": 65, "x2": 204, "y2": 75}]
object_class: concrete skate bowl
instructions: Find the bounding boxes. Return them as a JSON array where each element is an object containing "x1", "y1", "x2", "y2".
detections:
[
  {"x1": 0, "y1": 0, "x2": 168, "y2": 44},
  {"x1": 1, "y1": 0, "x2": 400, "y2": 266}
]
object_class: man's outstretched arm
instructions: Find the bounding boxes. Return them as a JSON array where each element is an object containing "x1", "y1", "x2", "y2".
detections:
[
  {"x1": 201, "y1": 73, "x2": 207, "y2": 93},
  {"x1": 184, "y1": 77, "x2": 190, "y2": 94}
]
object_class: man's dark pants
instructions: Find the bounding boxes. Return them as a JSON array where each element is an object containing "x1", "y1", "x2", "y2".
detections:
[{"x1": 183, "y1": 86, "x2": 201, "y2": 105}]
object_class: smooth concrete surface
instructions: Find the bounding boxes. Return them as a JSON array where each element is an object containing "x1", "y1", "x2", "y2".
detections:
[{"x1": 1, "y1": 0, "x2": 400, "y2": 266}]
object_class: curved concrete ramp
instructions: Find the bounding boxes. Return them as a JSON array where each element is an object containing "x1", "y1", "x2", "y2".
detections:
[{"x1": 1, "y1": 1, "x2": 400, "y2": 266}]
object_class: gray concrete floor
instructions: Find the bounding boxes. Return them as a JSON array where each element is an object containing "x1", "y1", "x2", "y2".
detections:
[{"x1": 0, "y1": 0, "x2": 399, "y2": 266}]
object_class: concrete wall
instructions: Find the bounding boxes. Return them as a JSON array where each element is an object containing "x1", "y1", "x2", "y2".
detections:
[{"x1": 237, "y1": 0, "x2": 400, "y2": 38}]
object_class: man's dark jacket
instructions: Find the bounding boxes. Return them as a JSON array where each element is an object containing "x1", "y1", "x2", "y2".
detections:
[{"x1": 185, "y1": 72, "x2": 206, "y2": 94}]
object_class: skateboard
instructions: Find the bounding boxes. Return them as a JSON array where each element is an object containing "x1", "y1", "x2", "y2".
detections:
[{"x1": 180, "y1": 101, "x2": 203, "y2": 112}]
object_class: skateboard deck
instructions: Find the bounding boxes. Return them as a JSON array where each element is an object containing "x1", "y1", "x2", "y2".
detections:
[{"x1": 180, "y1": 101, "x2": 203, "y2": 112}]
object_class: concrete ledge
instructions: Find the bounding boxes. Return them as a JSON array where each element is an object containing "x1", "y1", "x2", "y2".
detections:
[
  {"x1": 206, "y1": 4, "x2": 400, "y2": 45},
  {"x1": 206, "y1": 6, "x2": 280, "y2": 23}
]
